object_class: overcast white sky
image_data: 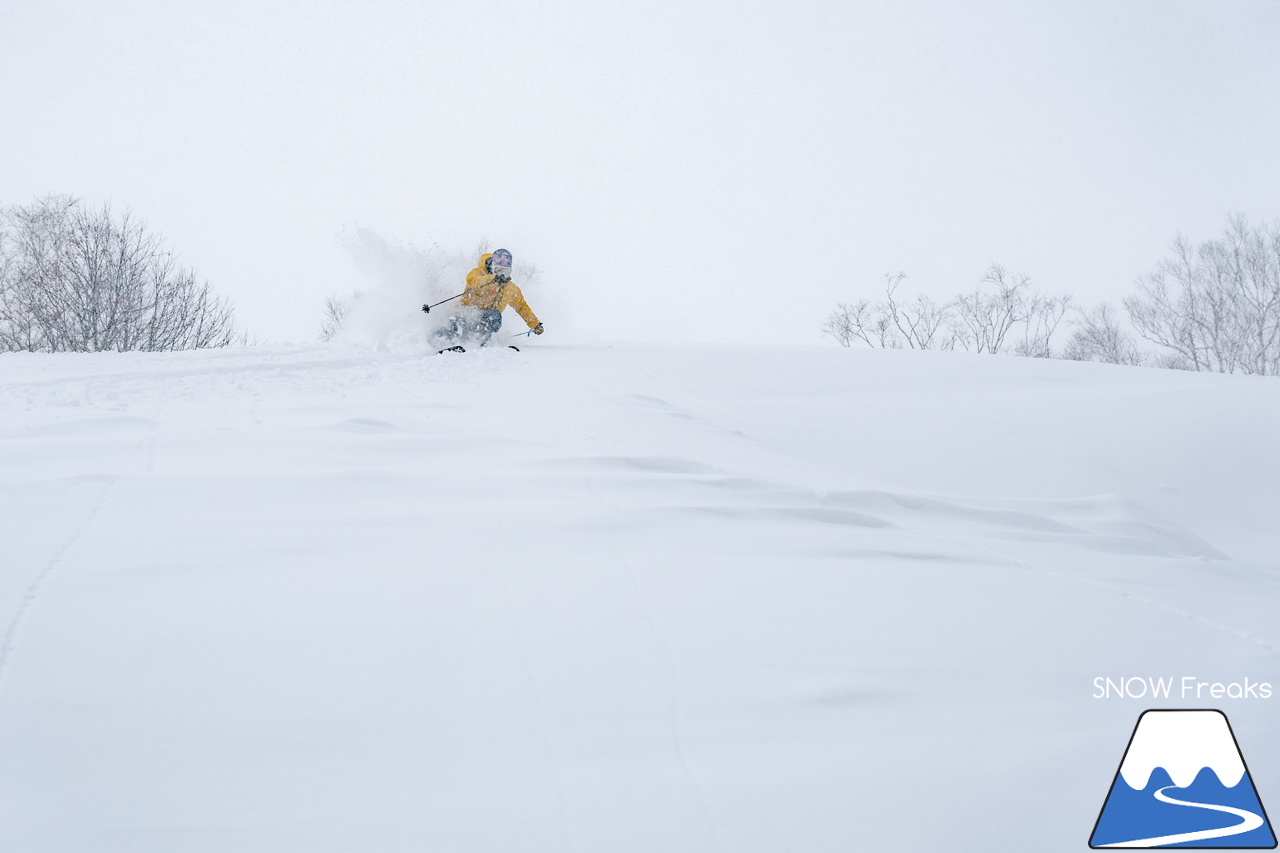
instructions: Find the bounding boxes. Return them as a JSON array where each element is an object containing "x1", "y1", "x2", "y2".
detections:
[{"x1": 3, "y1": 0, "x2": 1278, "y2": 344}]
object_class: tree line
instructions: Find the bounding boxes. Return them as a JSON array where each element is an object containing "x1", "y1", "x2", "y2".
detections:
[
  {"x1": 0, "y1": 195, "x2": 238, "y2": 353},
  {"x1": 824, "y1": 215, "x2": 1280, "y2": 376}
]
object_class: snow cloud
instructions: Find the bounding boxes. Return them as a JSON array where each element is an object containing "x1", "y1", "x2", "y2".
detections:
[{"x1": 327, "y1": 229, "x2": 478, "y2": 349}]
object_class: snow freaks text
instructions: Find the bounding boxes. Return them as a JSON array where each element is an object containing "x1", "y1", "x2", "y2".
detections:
[{"x1": 1093, "y1": 677, "x2": 1273, "y2": 700}]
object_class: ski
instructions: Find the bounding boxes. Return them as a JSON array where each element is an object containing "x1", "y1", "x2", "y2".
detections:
[{"x1": 436, "y1": 345, "x2": 522, "y2": 355}]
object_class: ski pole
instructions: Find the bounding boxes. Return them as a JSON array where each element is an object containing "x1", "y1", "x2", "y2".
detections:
[
  {"x1": 420, "y1": 291, "x2": 469, "y2": 314},
  {"x1": 419, "y1": 275, "x2": 509, "y2": 312}
]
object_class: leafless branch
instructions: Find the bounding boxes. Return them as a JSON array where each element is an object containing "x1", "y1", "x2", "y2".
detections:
[{"x1": 0, "y1": 196, "x2": 238, "y2": 352}]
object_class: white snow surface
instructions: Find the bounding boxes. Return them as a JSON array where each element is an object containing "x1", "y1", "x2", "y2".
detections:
[
  {"x1": 1, "y1": 341, "x2": 1279, "y2": 851},
  {"x1": 1118, "y1": 710, "x2": 1245, "y2": 790}
]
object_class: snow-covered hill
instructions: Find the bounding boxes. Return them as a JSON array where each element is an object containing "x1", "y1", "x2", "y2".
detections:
[{"x1": 1, "y1": 342, "x2": 1278, "y2": 851}]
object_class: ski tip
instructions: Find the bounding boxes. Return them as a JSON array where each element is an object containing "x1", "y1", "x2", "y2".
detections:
[
  {"x1": 437, "y1": 345, "x2": 466, "y2": 354},
  {"x1": 508, "y1": 345, "x2": 520, "y2": 352}
]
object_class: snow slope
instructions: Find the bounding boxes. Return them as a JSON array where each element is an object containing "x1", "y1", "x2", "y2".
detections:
[{"x1": 1, "y1": 342, "x2": 1278, "y2": 851}]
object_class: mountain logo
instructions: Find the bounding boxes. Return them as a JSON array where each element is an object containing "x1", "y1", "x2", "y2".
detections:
[{"x1": 1090, "y1": 709, "x2": 1276, "y2": 848}]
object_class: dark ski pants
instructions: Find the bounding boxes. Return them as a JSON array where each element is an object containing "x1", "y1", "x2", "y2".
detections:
[{"x1": 435, "y1": 309, "x2": 503, "y2": 348}]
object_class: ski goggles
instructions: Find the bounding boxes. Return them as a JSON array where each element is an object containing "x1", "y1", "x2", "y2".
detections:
[{"x1": 490, "y1": 249, "x2": 512, "y2": 268}]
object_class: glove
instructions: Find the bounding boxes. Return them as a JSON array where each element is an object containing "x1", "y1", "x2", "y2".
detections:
[
  {"x1": 494, "y1": 273, "x2": 511, "y2": 284},
  {"x1": 533, "y1": 323, "x2": 544, "y2": 335}
]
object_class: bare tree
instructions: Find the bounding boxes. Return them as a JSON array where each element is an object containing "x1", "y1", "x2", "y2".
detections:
[
  {"x1": 951, "y1": 265, "x2": 1030, "y2": 353},
  {"x1": 823, "y1": 273, "x2": 957, "y2": 350},
  {"x1": 319, "y1": 293, "x2": 357, "y2": 342},
  {"x1": 883, "y1": 273, "x2": 955, "y2": 350},
  {"x1": 824, "y1": 216, "x2": 1280, "y2": 376},
  {"x1": 825, "y1": 266, "x2": 1069, "y2": 356},
  {"x1": 1014, "y1": 290, "x2": 1072, "y2": 358},
  {"x1": 822, "y1": 298, "x2": 872, "y2": 347},
  {"x1": 1125, "y1": 216, "x2": 1280, "y2": 375},
  {"x1": 0, "y1": 196, "x2": 238, "y2": 352},
  {"x1": 949, "y1": 265, "x2": 1072, "y2": 356},
  {"x1": 1062, "y1": 303, "x2": 1145, "y2": 365},
  {"x1": 515, "y1": 260, "x2": 543, "y2": 290}
]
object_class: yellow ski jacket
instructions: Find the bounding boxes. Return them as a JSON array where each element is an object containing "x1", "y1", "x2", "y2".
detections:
[{"x1": 461, "y1": 253, "x2": 540, "y2": 328}]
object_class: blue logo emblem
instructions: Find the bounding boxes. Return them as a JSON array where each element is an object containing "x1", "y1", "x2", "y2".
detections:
[{"x1": 1091, "y1": 710, "x2": 1276, "y2": 848}]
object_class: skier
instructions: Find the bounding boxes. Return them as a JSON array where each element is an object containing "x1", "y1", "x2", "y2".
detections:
[{"x1": 430, "y1": 248, "x2": 544, "y2": 352}]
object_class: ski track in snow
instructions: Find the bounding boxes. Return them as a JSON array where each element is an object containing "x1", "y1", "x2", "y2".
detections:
[
  {"x1": 586, "y1": 458, "x2": 728, "y2": 853},
  {"x1": 493, "y1": 496, "x2": 580, "y2": 853},
  {"x1": 468, "y1": 361, "x2": 582, "y2": 853},
  {"x1": 0, "y1": 475, "x2": 116, "y2": 686},
  {"x1": 0, "y1": 407, "x2": 164, "y2": 690}
]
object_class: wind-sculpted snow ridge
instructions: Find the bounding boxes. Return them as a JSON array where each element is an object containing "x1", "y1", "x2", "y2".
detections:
[
  {"x1": 2, "y1": 342, "x2": 1279, "y2": 853},
  {"x1": 819, "y1": 490, "x2": 1228, "y2": 560},
  {"x1": 542, "y1": 459, "x2": 1226, "y2": 561}
]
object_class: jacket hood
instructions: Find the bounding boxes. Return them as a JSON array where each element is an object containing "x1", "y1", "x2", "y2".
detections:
[{"x1": 475, "y1": 252, "x2": 493, "y2": 272}]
